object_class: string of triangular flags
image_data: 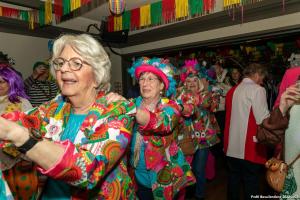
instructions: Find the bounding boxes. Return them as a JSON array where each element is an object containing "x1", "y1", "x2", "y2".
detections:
[
  {"x1": 107, "y1": 0, "x2": 264, "y2": 32},
  {"x1": 0, "y1": 0, "x2": 91, "y2": 29}
]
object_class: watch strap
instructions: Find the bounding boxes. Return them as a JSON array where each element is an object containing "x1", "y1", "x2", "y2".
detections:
[{"x1": 17, "y1": 136, "x2": 39, "y2": 154}]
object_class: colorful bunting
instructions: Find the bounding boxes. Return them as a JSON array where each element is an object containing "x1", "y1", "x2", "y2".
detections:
[
  {"x1": 19, "y1": 10, "x2": 29, "y2": 21},
  {"x1": 122, "y1": 10, "x2": 131, "y2": 30},
  {"x1": 2, "y1": 7, "x2": 19, "y2": 18},
  {"x1": 151, "y1": 1, "x2": 162, "y2": 25},
  {"x1": 175, "y1": 0, "x2": 189, "y2": 19},
  {"x1": 140, "y1": 4, "x2": 151, "y2": 27},
  {"x1": 162, "y1": 0, "x2": 175, "y2": 23},
  {"x1": 0, "y1": 0, "x2": 263, "y2": 32},
  {"x1": 63, "y1": 0, "x2": 71, "y2": 15},
  {"x1": 108, "y1": 15, "x2": 114, "y2": 32},
  {"x1": 189, "y1": 0, "x2": 204, "y2": 16},
  {"x1": 114, "y1": 15, "x2": 123, "y2": 31},
  {"x1": 130, "y1": 8, "x2": 140, "y2": 30},
  {"x1": 45, "y1": 0, "x2": 52, "y2": 25},
  {"x1": 54, "y1": 0, "x2": 63, "y2": 22},
  {"x1": 28, "y1": 11, "x2": 35, "y2": 30},
  {"x1": 203, "y1": 0, "x2": 215, "y2": 13},
  {"x1": 71, "y1": 0, "x2": 81, "y2": 12},
  {"x1": 81, "y1": 0, "x2": 92, "y2": 4},
  {"x1": 39, "y1": 5, "x2": 45, "y2": 26}
]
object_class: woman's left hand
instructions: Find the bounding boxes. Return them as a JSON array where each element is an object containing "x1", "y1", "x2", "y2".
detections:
[
  {"x1": 0, "y1": 117, "x2": 29, "y2": 146},
  {"x1": 106, "y1": 92, "x2": 127, "y2": 104}
]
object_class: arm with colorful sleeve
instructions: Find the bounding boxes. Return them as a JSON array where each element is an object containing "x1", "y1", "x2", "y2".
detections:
[
  {"x1": 0, "y1": 100, "x2": 136, "y2": 190},
  {"x1": 199, "y1": 92, "x2": 220, "y2": 112},
  {"x1": 137, "y1": 98, "x2": 181, "y2": 135}
]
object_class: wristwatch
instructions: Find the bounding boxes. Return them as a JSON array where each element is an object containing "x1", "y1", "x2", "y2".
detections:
[{"x1": 17, "y1": 135, "x2": 39, "y2": 154}]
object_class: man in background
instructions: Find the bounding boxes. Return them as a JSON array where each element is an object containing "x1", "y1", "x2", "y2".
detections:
[
  {"x1": 24, "y1": 61, "x2": 59, "y2": 107},
  {"x1": 224, "y1": 63, "x2": 269, "y2": 200}
]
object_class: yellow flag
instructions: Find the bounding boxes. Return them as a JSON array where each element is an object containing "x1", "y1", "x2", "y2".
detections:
[
  {"x1": 0, "y1": 7, "x2": 2, "y2": 16},
  {"x1": 175, "y1": 0, "x2": 188, "y2": 19},
  {"x1": 114, "y1": 15, "x2": 123, "y2": 31},
  {"x1": 140, "y1": 4, "x2": 151, "y2": 27},
  {"x1": 71, "y1": 0, "x2": 81, "y2": 11},
  {"x1": 45, "y1": 0, "x2": 52, "y2": 25},
  {"x1": 28, "y1": 11, "x2": 35, "y2": 30}
]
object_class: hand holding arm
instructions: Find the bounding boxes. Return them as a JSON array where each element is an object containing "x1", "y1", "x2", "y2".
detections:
[
  {"x1": 0, "y1": 117, "x2": 65, "y2": 170},
  {"x1": 279, "y1": 84, "x2": 300, "y2": 116}
]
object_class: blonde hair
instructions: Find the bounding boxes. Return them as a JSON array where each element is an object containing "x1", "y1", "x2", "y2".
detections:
[
  {"x1": 184, "y1": 76, "x2": 204, "y2": 93},
  {"x1": 51, "y1": 34, "x2": 111, "y2": 92}
]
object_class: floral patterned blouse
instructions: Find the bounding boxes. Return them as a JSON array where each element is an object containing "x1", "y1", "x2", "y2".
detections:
[
  {"x1": 130, "y1": 96, "x2": 195, "y2": 200},
  {"x1": 1, "y1": 92, "x2": 136, "y2": 199},
  {"x1": 177, "y1": 89, "x2": 220, "y2": 149}
]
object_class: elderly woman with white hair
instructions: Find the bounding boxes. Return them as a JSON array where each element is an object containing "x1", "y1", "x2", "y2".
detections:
[{"x1": 0, "y1": 34, "x2": 136, "y2": 199}]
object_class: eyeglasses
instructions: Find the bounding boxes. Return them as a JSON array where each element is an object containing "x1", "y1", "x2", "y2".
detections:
[
  {"x1": 138, "y1": 77, "x2": 159, "y2": 84},
  {"x1": 52, "y1": 57, "x2": 90, "y2": 71}
]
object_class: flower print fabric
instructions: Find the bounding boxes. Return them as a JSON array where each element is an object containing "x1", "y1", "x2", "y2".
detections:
[{"x1": 1, "y1": 92, "x2": 137, "y2": 199}]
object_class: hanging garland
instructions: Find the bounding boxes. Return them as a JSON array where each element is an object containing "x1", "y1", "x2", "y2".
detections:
[
  {"x1": 151, "y1": 1, "x2": 162, "y2": 25},
  {"x1": 70, "y1": 0, "x2": 81, "y2": 12},
  {"x1": 175, "y1": 0, "x2": 189, "y2": 19},
  {"x1": 189, "y1": 0, "x2": 204, "y2": 16},
  {"x1": 130, "y1": 8, "x2": 140, "y2": 30},
  {"x1": 108, "y1": 15, "x2": 114, "y2": 32},
  {"x1": 162, "y1": 0, "x2": 175, "y2": 23},
  {"x1": 140, "y1": 4, "x2": 151, "y2": 27},
  {"x1": 122, "y1": 10, "x2": 131, "y2": 30},
  {"x1": 45, "y1": 0, "x2": 52, "y2": 25},
  {"x1": 63, "y1": 0, "x2": 71, "y2": 15},
  {"x1": 54, "y1": 0, "x2": 63, "y2": 23},
  {"x1": 203, "y1": 0, "x2": 215, "y2": 13},
  {"x1": 114, "y1": 15, "x2": 122, "y2": 31}
]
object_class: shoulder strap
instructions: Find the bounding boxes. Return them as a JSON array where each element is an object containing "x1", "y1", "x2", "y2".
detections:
[{"x1": 288, "y1": 154, "x2": 300, "y2": 167}]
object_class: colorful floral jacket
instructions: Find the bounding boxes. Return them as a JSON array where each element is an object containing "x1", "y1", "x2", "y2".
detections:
[
  {"x1": 177, "y1": 89, "x2": 220, "y2": 149},
  {"x1": 1, "y1": 92, "x2": 136, "y2": 200},
  {"x1": 131, "y1": 96, "x2": 195, "y2": 200}
]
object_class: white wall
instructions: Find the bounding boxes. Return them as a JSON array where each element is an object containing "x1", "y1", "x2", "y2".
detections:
[
  {"x1": 0, "y1": 32, "x2": 50, "y2": 79},
  {"x1": 104, "y1": 47, "x2": 123, "y2": 93}
]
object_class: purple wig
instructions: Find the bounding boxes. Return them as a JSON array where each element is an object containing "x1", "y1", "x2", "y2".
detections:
[{"x1": 0, "y1": 66, "x2": 28, "y2": 103}]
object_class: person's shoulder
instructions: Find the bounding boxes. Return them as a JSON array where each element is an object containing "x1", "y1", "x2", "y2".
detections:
[
  {"x1": 19, "y1": 97, "x2": 30, "y2": 104},
  {"x1": 283, "y1": 67, "x2": 300, "y2": 78}
]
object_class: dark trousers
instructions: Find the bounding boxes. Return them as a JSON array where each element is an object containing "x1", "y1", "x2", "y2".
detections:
[
  {"x1": 212, "y1": 111, "x2": 226, "y2": 158},
  {"x1": 227, "y1": 156, "x2": 261, "y2": 200},
  {"x1": 136, "y1": 181, "x2": 154, "y2": 200}
]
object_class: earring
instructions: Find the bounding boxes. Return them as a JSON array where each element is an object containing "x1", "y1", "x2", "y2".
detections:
[{"x1": 160, "y1": 91, "x2": 163, "y2": 95}]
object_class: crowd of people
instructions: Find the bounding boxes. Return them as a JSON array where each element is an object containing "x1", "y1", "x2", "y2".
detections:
[{"x1": 0, "y1": 33, "x2": 299, "y2": 200}]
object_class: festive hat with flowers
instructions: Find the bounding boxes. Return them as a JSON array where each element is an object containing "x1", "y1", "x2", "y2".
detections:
[
  {"x1": 180, "y1": 59, "x2": 200, "y2": 83},
  {"x1": 198, "y1": 67, "x2": 216, "y2": 83},
  {"x1": 128, "y1": 57, "x2": 177, "y2": 97}
]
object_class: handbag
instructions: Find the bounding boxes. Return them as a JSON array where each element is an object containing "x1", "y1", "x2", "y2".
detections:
[
  {"x1": 265, "y1": 154, "x2": 300, "y2": 192},
  {"x1": 178, "y1": 123, "x2": 200, "y2": 156},
  {"x1": 178, "y1": 137, "x2": 197, "y2": 155},
  {"x1": 256, "y1": 108, "x2": 288, "y2": 146}
]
